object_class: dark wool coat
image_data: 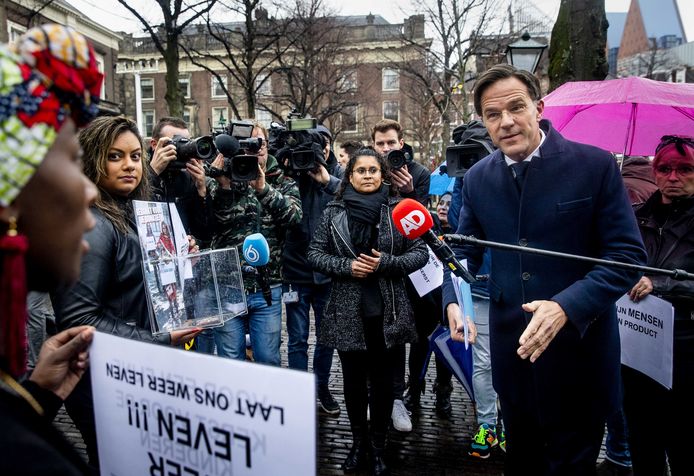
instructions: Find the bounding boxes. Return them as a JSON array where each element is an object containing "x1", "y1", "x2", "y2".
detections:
[
  {"x1": 442, "y1": 120, "x2": 646, "y2": 428},
  {"x1": 307, "y1": 196, "x2": 429, "y2": 351}
]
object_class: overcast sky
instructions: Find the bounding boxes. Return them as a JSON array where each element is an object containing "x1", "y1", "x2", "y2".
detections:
[{"x1": 67, "y1": 0, "x2": 693, "y2": 42}]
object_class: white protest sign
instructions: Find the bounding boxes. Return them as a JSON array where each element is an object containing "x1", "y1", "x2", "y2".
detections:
[
  {"x1": 408, "y1": 246, "x2": 444, "y2": 297},
  {"x1": 90, "y1": 332, "x2": 316, "y2": 476},
  {"x1": 616, "y1": 294, "x2": 674, "y2": 389}
]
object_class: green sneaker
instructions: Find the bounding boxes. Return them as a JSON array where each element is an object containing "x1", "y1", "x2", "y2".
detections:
[
  {"x1": 499, "y1": 429, "x2": 506, "y2": 453},
  {"x1": 468, "y1": 423, "x2": 498, "y2": 459}
]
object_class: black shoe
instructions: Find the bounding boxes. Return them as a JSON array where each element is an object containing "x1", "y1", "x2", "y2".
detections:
[
  {"x1": 434, "y1": 380, "x2": 453, "y2": 419},
  {"x1": 403, "y1": 382, "x2": 422, "y2": 411},
  {"x1": 318, "y1": 385, "x2": 341, "y2": 416},
  {"x1": 342, "y1": 439, "x2": 368, "y2": 472},
  {"x1": 370, "y1": 443, "x2": 389, "y2": 476},
  {"x1": 596, "y1": 460, "x2": 633, "y2": 476}
]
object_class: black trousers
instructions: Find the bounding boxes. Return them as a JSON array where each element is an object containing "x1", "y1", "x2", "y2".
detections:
[
  {"x1": 393, "y1": 287, "x2": 452, "y2": 398},
  {"x1": 338, "y1": 314, "x2": 399, "y2": 443},
  {"x1": 622, "y1": 321, "x2": 694, "y2": 476},
  {"x1": 500, "y1": 396, "x2": 604, "y2": 476}
]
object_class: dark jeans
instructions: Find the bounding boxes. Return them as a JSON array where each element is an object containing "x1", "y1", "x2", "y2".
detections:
[
  {"x1": 605, "y1": 408, "x2": 631, "y2": 467},
  {"x1": 283, "y1": 283, "x2": 334, "y2": 387},
  {"x1": 500, "y1": 396, "x2": 604, "y2": 476},
  {"x1": 339, "y1": 314, "x2": 399, "y2": 441}
]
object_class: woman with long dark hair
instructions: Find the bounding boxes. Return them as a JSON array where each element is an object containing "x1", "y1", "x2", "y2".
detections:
[
  {"x1": 52, "y1": 116, "x2": 200, "y2": 470},
  {"x1": 308, "y1": 148, "x2": 428, "y2": 475}
]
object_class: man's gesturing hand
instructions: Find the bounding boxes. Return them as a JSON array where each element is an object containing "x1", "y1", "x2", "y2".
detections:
[{"x1": 518, "y1": 300, "x2": 568, "y2": 363}]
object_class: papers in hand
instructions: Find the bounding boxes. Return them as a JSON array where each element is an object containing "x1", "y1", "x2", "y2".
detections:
[{"x1": 451, "y1": 273, "x2": 475, "y2": 349}]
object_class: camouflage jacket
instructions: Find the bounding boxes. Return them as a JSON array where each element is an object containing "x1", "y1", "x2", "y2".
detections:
[{"x1": 207, "y1": 155, "x2": 302, "y2": 289}]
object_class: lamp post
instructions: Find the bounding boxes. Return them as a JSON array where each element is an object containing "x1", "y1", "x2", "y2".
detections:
[
  {"x1": 506, "y1": 31, "x2": 547, "y2": 74},
  {"x1": 217, "y1": 109, "x2": 227, "y2": 130}
]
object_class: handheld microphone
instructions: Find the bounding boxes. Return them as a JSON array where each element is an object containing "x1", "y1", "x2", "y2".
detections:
[
  {"x1": 392, "y1": 198, "x2": 476, "y2": 283},
  {"x1": 242, "y1": 233, "x2": 273, "y2": 306},
  {"x1": 214, "y1": 134, "x2": 241, "y2": 158}
]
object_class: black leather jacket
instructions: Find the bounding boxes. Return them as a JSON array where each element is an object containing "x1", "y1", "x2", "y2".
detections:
[
  {"x1": 635, "y1": 192, "x2": 694, "y2": 321},
  {"x1": 52, "y1": 207, "x2": 170, "y2": 344}
]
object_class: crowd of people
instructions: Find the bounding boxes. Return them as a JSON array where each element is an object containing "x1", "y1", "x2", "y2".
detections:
[{"x1": 1, "y1": 25, "x2": 692, "y2": 476}]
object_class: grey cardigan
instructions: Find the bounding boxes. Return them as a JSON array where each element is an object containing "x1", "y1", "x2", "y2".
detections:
[{"x1": 307, "y1": 197, "x2": 429, "y2": 351}]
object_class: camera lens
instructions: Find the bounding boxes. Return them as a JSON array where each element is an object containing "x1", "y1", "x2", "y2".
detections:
[
  {"x1": 387, "y1": 150, "x2": 407, "y2": 169},
  {"x1": 195, "y1": 136, "x2": 216, "y2": 161}
]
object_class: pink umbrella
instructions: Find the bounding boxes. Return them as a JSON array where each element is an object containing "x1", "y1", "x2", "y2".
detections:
[{"x1": 542, "y1": 76, "x2": 694, "y2": 156}]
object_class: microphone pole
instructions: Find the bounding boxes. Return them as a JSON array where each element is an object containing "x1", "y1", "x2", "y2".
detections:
[{"x1": 444, "y1": 234, "x2": 694, "y2": 281}]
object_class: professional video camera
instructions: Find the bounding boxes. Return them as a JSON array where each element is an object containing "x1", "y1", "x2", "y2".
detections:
[
  {"x1": 268, "y1": 111, "x2": 325, "y2": 173},
  {"x1": 207, "y1": 121, "x2": 263, "y2": 182},
  {"x1": 443, "y1": 121, "x2": 495, "y2": 177}
]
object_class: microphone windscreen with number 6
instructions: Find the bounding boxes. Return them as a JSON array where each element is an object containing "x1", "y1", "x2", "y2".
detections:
[
  {"x1": 242, "y1": 233, "x2": 270, "y2": 267},
  {"x1": 214, "y1": 133, "x2": 241, "y2": 159}
]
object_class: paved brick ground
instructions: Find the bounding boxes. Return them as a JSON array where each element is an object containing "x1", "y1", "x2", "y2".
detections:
[{"x1": 56, "y1": 317, "x2": 620, "y2": 475}]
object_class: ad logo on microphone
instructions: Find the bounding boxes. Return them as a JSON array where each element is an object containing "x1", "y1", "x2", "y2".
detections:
[
  {"x1": 392, "y1": 198, "x2": 434, "y2": 239},
  {"x1": 400, "y1": 210, "x2": 427, "y2": 236}
]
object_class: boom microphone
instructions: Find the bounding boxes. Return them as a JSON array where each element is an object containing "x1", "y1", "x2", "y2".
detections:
[
  {"x1": 214, "y1": 133, "x2": 241, "y2": 158},
  {"x1": 242, "y1": 233, "x2": 273, "y2": 305},
  {"x1": 392, "y1": 199, "x2": 476, "y2": 283}
]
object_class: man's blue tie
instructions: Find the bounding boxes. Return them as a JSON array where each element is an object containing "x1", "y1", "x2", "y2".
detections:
[{"x1": 510, "y1": 161, "x2": 530, "y2": 192}]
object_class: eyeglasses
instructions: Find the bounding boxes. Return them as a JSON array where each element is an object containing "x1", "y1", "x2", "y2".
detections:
[
  {"x1": 654, "y1": 164, "x2": 694, "y2": 176},
  {"x1": 655, "y1": 135, "x2": 694, "y2": 156},
  {"x1": 354, "y1": 167, "x2": 381, "y2": 176}
]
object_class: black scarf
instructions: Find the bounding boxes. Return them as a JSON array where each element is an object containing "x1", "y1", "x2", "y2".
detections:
[{"x1": 342, "y1": 183, "x2": 389, "y2": 253}]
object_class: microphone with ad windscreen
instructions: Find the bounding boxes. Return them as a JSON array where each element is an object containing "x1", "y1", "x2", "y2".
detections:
[
  {"x1": 392, "y1": 198, "x2": 476, "y2": 283},
  {"x1": 242, "y1": 233, "x2": 273, "y2": 306}
]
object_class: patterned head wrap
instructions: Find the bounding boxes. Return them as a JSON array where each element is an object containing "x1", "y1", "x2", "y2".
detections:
[{"x1": 0, "y1": 24, "x2": 103, "y2": 207}]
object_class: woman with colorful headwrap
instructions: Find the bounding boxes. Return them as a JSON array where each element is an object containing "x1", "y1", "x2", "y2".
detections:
[
  {"x1": 0, "y1": 24, "x2": 102, "y2": 475},
  {"x1": 622, "y1": 136, "x2": 694, "y2": 476}
]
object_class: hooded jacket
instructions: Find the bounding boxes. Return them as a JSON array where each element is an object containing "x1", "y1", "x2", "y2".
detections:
[
  {"x1": 208, "y1": 154, "x2": 302, "y2": 289},
  {"x1": 283, "y1": 150, "x2": 344, "y2": 285}
]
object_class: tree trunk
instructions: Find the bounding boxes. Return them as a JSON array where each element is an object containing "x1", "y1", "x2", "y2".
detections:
[
  {"x1": 548, "y1": 0, "x2": 608, "y2": 91},
  {"x1": 164, "y1": 36, "x2": 183, "y2": 117}
]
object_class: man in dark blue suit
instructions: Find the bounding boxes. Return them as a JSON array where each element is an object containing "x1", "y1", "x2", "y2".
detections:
[{"x1": 442, "y1": 64, "x2": 646, "y2": 475}]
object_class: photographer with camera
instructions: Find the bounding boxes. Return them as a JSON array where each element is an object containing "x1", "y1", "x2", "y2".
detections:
[
  {"x1": 372, "y1": 119, "x2": 430, "y2": 207},
  {"x1": 196, "y1": 121, "x2": 302, "y2": 366},
  {"x1": 148, "y1": 117, "x2": 210, "y2": 244},
  {"x1": 282, "y1": 125, "x2": 344, "y2": 416},
  {"x1": 370, "y1": 119, "x2": 431, "y2": 433}
]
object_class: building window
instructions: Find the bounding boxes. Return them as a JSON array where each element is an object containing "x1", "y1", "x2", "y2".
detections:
[
  {"x1": 179, "y1": 75, "x2": 191, "y2": 99},
  {"x1": 256, "y1": 73, "x2": 272, "y2": 96},
  {"x1": 211, "y1": 75, "x2": 227, "y2": 98},
  {"x1": 341, "y1": 105, "x2": 358, "y2": 133},
  {"x1": 382, "y1": 68, "x2": 399, "y2": 91},
  {"x1": 140, "y1": 78, "x2": 154, "y2": 100},
  {"x1": 212, "y1": 107, "x2": 229, "y2": 130},
  {"x1": 383, "y1": 101, "x2": 399, "y2": 121},
  {"x1": 182, "y1": 107, "x2": 194, "y2": 134},
  {"x1": 142, "y1": 110, "x2": 155, "y2": 138},
  {"x1": 7, "y1": 21, "x2": 26, "y2": 45},
  {"x1": 95, "y1": 54, "x2": 105, "y2": 100},
  {"x1": 338, "y1": 71, "x2": 358, "y2": 93},
  {"x1": 255, "y1": 108, "x2": 273, "y2": 127}
]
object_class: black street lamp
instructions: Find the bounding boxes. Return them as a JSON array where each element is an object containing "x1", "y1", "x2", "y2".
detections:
[{"x1": 506, "y1": 32, "x2": 547, "y2": 74}]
